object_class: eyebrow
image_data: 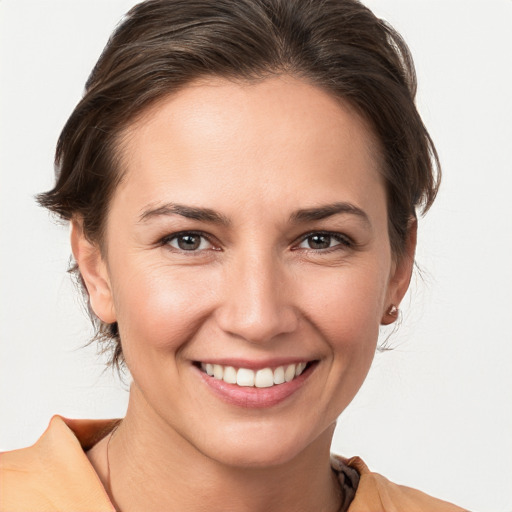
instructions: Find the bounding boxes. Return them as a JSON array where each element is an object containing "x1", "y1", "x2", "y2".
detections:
[
  {"x1": 138, "y1": 201, "x2": 370, "y2": 228},
  {"x1": 289, "y1": 202, "x2": 371, "y2": 227},
  {"x1": 138, "y1": 202, "x2": 231, "y2": 226}
]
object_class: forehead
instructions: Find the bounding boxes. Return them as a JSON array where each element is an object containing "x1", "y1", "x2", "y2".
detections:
[{"x1": 113, "y1": 75, "x2": 385, "y2": 221}]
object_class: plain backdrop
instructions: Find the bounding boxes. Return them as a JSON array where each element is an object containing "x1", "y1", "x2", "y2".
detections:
[{"x1": 1, "y1": 1, "x2": 511, "y2": 511}]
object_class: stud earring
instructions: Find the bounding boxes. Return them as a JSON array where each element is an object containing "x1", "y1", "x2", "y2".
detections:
[
  {"x1": 381, "y1": 304, "x2": 399, "y2": 325},
  {"x1": 387, "y1": 304, "x2": 399, "y2": 317}
]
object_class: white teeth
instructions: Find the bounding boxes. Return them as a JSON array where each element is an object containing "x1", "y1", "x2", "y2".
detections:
[
  {"x1": 201, "y1": 361, "x2": 309, "y2": 387},
  {"x1": 236, "y1": 368, "x2": 255, "y2": 387},
  {"x1": 295, "y1": 362, "x2": 307, "y2": 376},
  {"x1": 213, "y1": 364, "x2": 223, "y2": 380},
  {"x1": 284, "y1": 364, "x2": 296, "y2": 382},
  {"x1": 255, "y1": 368, "x2": 274, "y2": 388},
  {"x1": 273, "y1": 366, "x2": 285, "y2": 384},
  {"x1": 223, "y1": 366, "x2": 237, "y2": 384}
]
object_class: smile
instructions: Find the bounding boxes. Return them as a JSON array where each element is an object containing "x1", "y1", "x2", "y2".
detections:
[{"x1": 200, "y1": 362, "x2": 309, "y2": 388}]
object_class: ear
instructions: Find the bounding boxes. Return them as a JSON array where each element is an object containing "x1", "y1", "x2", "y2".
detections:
[
  {"x1": 70, "y1": 218, "x2": 117, "y2": 324},
  {"x1": 381, "y1": 218, "x2": 417, "y2": 325}
]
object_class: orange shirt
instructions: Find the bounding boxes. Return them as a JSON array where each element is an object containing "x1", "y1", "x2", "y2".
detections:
[{"x1": 0, "y1": 416, "x2": 467, "y2": 512}]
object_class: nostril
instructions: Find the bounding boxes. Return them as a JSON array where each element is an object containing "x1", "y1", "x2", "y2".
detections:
[
  {"x1": 213, "y1": 266, "x2": 299, "y2": 343},
  {"x1": 214, "y1": 305, "x2": 300, "y2": 345}
]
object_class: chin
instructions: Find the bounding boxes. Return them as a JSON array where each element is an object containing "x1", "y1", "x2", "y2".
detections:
[
  {"x1": 204, "y1": 440, "x2": 306, "y2": 469},
  {"x1": 189, "y1": 418, "x2": 333, "y2": 470}
]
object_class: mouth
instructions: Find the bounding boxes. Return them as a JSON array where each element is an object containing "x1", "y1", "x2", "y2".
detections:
[
  {"x1": 198, "y1": 361, "x2": 313, "y2": 388},
  {"x1": 193, "y1": 360, "x2": 318, "y2": 408}
]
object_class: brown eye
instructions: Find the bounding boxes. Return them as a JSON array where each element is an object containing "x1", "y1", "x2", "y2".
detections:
[
  {"x1": 177, "y1": 234, "x2": 201, "y2": 250},
  {"x1": 297, "y1": 232, "x2": 351, "y2": 251},
  {"x1": 166, "y1": 233, "x2": 212, "y2": 251},
  {"x1": 307, "y1": 234, "x2": 332, "y2": 249}
]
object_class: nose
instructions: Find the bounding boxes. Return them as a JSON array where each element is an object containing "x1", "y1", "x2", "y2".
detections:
[{"x1": 215, "y1": 251, "x2": 299, "y2": 344}]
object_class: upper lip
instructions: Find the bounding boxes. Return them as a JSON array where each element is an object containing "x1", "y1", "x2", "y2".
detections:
[{"x1": 194, "y1": 357, "x2": 317, "y2": 370}]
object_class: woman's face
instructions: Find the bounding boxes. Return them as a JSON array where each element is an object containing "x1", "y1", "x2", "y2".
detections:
[{"x1": 78, "y1": 76, "x2": 413, "y2": 467}]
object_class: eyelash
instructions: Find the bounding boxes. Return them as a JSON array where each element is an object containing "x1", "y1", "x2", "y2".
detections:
[
  {"x1": 159, "y1": 230, "x2": 353, "y2": 254},
  {"x1": 295, "y1": 231, "x2": 353, "y2": 252},
  {"x1": 160, "y1": 231, "x2": 217, "y2": 253}
]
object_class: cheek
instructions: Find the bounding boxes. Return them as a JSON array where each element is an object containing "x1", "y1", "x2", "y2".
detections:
[
  {"x1": 298, "y1": 261, "x2": 388, "y2": 344},
  {"x1": 111, "y1": 261, "x2": 219, "y2": 357}
]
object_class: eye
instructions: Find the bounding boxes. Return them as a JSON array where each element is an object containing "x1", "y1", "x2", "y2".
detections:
[
  {"x1": 163, "y1": 232, "x2": 214, "y2": 252},
  {"x1": 297, "y1": 232, "x2": 352, "y2": 251}
]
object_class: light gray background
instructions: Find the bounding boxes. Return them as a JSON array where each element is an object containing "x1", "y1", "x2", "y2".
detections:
[{"x1": 1, "y1": 1, "x2": 511, "y2": 511}]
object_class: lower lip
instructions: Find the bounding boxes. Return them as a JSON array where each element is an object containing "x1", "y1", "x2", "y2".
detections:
[{"x1": 194, "y1": 363, "x2": 316, "y2": 409}]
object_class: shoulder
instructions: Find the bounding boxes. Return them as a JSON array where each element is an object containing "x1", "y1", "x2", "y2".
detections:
[
  {"x1": 0, "y1": 415, "x2": 117, "y2": 512},
  {"x1": 333, "y1": 455, "x2": 469, "y2": 512},
  {"x1": 1, "y1": 441, "x2": 52, "y2": 511}
]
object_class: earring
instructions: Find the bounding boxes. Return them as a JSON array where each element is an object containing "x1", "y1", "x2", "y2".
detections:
[
  {"x1": 387, "y1": 304, "x2": 399, "y2": 317},
  {"x1": 381, "y1": 304, "x2": 399, "y2": 325}
]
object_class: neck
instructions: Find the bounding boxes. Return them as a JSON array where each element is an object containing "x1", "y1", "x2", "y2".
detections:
[{"x1": 102, "y1": 386, "x2": 342, "y2": 512}]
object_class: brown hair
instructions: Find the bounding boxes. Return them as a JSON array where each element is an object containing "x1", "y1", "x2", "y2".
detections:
[{"x1": 38, "y1": 0, "x2": 440, "y2": 369}]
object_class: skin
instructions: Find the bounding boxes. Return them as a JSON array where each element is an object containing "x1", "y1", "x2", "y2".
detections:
[{"x1": 77, "y1": 75, "x2": 415, "y2": 512}]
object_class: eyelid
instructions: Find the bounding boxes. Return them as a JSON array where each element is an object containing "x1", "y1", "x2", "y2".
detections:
[
  {"x1": 158, "y1": 229, "x2": 354, "y2": 253},
  {"x1": 292, "y1": 230, "x2": 354, "y2": 250},
  {"x1": 160, "y1": 230, "x2": 220, "y2": 252}
]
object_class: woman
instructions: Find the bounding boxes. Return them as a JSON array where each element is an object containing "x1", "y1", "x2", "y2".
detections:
[{"x1": 0, "y1": 0, "x2": 470, "y2": 510}]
